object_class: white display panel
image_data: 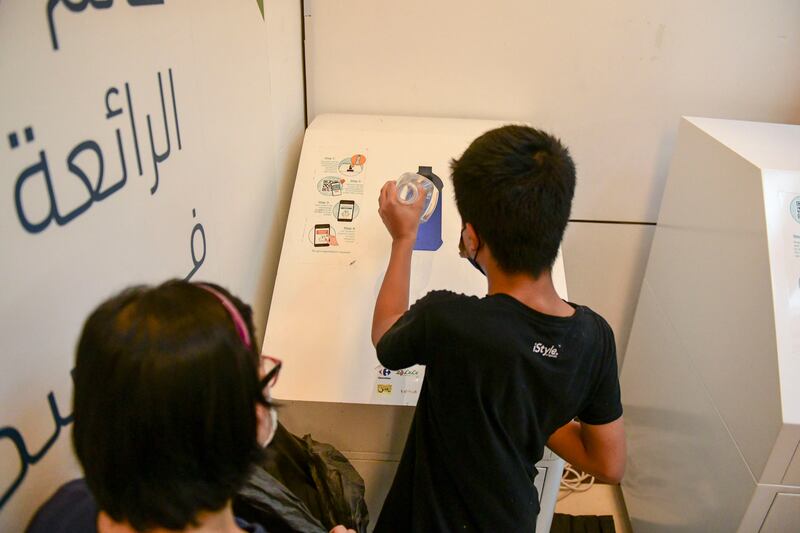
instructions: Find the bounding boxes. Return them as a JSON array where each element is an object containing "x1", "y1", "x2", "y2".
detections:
[{"x1": 264, "y1": 113, "x2": 570, "y2": 404}]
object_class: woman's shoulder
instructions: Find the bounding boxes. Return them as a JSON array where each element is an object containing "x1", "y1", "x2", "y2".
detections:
[{"x1": 26, "y1": 478, "x2": 98, "y2": 533}]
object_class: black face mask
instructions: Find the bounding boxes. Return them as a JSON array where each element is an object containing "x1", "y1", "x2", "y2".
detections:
[{"x1": 459, "y1": 224, "x2": 485, "y2": 276}]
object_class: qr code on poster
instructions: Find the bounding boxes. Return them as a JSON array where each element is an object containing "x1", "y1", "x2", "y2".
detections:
[{"x1": 321, "y1": 179, "x2": 338, "y2": 192}]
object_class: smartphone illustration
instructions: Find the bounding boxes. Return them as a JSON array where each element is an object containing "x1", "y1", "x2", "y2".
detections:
[
  {"x1": 337, "y1": 200, "x2": 355, "y2": 222},
  {"x1": 313, "y1": 224, "x2": 331, "y2": 247},
  {"x1": 330, "y1": 181, "x2": 342, "y2": 196}
]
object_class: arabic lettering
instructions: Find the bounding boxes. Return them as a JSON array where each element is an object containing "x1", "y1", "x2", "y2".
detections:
[
  {"x1": 99, "y1": 87, "x2": 130, "y2": 199},
  {"x1": 125, "y1": 82, "x2": 144, "y2": 176},
  {"x1": 10, "y1": 68, "x2": 181, "y2": 234},
  {"x1": 168, "y1": 69, "x2": 182, "y2": 150},
  {"x1": 184, "y1": 209, "x2": 206, "y2": 281},
  {"x1": 0, "y1": 389, "x2": 74, "y2": 510},
  {"x1": 47, "y1": 0, "x2": 165, "y2": 51},
  {"x1": 147, "y1": 71, "x2": 171, "y2": 195}
]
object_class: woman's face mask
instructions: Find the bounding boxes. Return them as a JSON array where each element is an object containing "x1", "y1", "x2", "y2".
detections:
[
  {"x1": 259, "y1": 356, "x2": 282, "y2": 447},
  {"x1": 260, "y1": 402, "x2": 278, "y2": 448}
]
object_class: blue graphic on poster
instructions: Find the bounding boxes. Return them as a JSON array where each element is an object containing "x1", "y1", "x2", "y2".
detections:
[{"x1": 414, "y1": 166, "x2": 443, "y2": 251}]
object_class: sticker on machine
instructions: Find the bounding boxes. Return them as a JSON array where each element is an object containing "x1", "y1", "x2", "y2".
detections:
[
  {"x1": 309, "y1": 200, "x2": 361, "y2": 222},
  {"x1": 315, "y1": 151, "x2": 368, "y2": 197},
  {"x1": 777, "y1": 192, "x2": 800, "y2": 356},
  {"x1": 298, "y1": 218, "x2": 360, "y2": 265},
  {"x1": 778, "y1": 191, "x2": 800, "y2": 281},
  {"x1": 371, "y1": 364, "x2": 425, "y2": 405}
]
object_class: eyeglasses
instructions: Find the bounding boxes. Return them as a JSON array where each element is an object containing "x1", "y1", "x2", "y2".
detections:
[{"x1": 260, "y1": 355, "x2": 282, "y2": 390}]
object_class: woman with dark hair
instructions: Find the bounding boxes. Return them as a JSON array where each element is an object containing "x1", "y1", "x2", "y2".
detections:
[{"x1": 27, "y1": 280, "x2": 353, "y2": 533}]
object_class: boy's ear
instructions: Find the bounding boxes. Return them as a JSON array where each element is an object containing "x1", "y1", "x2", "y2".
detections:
[{"x1": 463, "y1": 223, "x2": 480, "y2": 253}]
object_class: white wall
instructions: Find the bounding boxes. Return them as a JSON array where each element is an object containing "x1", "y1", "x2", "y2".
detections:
[
  {"x1": 257, "y1": 0, "x2": 307, "y2": 341},
  {"x1": 302, "y1": 0, "x2": 800, "y2": 361},
  {"x1": 0, "y1": 0, "x2": 304, "y2": 528}
]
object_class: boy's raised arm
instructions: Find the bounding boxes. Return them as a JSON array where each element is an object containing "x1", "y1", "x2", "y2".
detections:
[{"x1": 371, "y1": 181, "x2": 425, "y2": 346}]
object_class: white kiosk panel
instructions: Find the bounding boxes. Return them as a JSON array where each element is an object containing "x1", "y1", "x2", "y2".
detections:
[{"x1": 265, "y1": 114, "x2": 568, "y2": 405}]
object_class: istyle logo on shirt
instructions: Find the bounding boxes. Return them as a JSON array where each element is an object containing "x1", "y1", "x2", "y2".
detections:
[{"x1": 532, "y1": 342, "x2": 559, "y2": 358}]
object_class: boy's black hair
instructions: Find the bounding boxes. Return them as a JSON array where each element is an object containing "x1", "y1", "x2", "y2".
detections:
[
  {"x1": 451, "y1": 125, "x2": 576, "y2": 277},
  {"x1": 72, "y1": 280, "x2": 264, "y2": 531}
]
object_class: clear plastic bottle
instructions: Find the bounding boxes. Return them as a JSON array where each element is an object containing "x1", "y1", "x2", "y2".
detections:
[{"x1": 396, "y1": 172, "x2": 439, "y2": 222}]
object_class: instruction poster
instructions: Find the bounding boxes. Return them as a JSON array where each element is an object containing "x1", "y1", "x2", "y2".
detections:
[{"x1": 303, "y1": 151, "x2": 367, "y2": 262}]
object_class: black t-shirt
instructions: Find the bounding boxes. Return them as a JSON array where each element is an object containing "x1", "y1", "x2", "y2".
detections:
[{"x1": 373, "y1": 291, "x2": 622, "y2": 533}]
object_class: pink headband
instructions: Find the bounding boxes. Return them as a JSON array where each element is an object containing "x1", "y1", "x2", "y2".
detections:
[{"x1": 196, "y1": 284, "x2": 252, "y2": 349}]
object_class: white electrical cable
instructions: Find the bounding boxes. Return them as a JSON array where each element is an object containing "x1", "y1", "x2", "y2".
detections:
[{"x1": 558, "y1": 463, "x2": 595, "y2": 501}]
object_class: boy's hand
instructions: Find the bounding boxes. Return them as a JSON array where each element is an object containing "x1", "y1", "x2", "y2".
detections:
[{"x1": 378, "y1": 181, "x2": 425, "y2": 242}]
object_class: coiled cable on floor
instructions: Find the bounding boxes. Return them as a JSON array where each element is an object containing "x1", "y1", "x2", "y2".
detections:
[{"x1": 558, "y1": 463, "x2": 595, "y2": 501}]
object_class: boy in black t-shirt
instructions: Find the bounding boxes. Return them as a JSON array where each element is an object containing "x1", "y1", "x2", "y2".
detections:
[{"x1": 371, "y1": 126, "x2": 626, "y2": 532}]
